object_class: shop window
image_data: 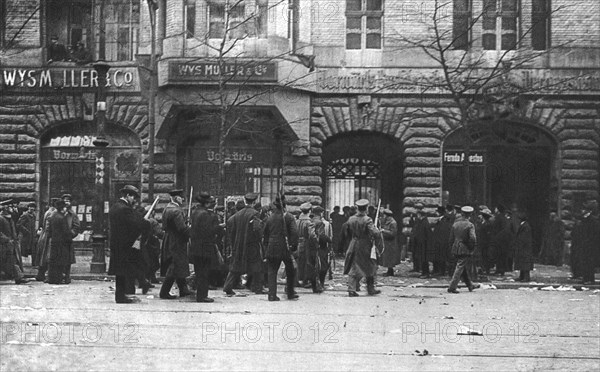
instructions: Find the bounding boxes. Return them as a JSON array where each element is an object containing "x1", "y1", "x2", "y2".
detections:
[
  {"x1": 482, "y1": 0, "x2": 519, "y2": 51},
  {"x1": 186, "y1": 0, "x2": 196, "y2": 39},
  {"x1": 532, "y1": 0, "x2": 550, "y2": 50},
  {"x1": 208, "y1": 0, "x2": 267, "y2": 40},
  {"x1": 345, "y1": 0, "x2": 383, "y2": 50},
  {"x1": 0, "y1": 0, "x2": 6, "y2": 48},
  {"x1": 452, "y1": 0, "x2": 472, "y2": 50},
  {"x1": 46, "y1": 0, "x2": 140, "y2": 62}
]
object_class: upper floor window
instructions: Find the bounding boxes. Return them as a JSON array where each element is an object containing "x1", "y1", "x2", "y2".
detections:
[
  {"x1": 186, "y1": 0, "x2": 196, "y2": 39},
  {"x1": 1, "y1": 1, "x2": 40, "y2": 50},
  {"x1": 208, "y1": 0, "x2": 268, "y2": 40},
  {"x1": 482, "y1": 0, "x2": 519, "y2": 51},
  {"x1": 46, "y1": 0, "x2": 139, "y2": 62},
  {"x1": 531, "y1": 0, "x2": 550, "y2": 50},
  {"x1": 452, "y1": 0, "x2": 472, "y2": 50},
  {"x1": 346, "y1": 0, "x2": 383, "y2": 50}
]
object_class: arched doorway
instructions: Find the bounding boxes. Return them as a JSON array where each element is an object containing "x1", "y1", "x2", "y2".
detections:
[
  {"x1": 322, "y1": 131, "x2": 403, "y2": 218},
  {"x1": 40, "y1": 121, "x2": 142, "y2": 238},
  {"x1": 442, "y1": 121, "x2": 558, "y2": 253}
]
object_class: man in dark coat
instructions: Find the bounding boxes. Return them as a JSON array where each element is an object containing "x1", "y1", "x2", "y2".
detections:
[
  {"x1": 477, "y1": 208, "x2": 494, "y2": 275},
  {"x1": 17, "y1": 203, "x2": 37, "y2": 263},
  {"x1": 35, "y1": 198, "x2": 59, "y2": 281},
  {"x1": 429, "y1": 206, "x2": 449, "y2": 276},
  {"x1": 447, "y1": 206, "x2": 477, "y2": 293},
  {"x1": 223, "y1": 193, "x2": 263, "y2": 296},
  {"x1": 338, "y1": 206, "x2": 356, "y2": 257},
  {"x1": 189, "y1": 192, "x2": 223, "y2": 302},
  {"x1": 47, "y1": 201, "x2": 73, "y2": 284},
  {"x1": 61, "y1": 194, "x2": 80, "y2": 284},
  {"x1": 344, "y1": 199, "x2": 383, "y2": 297},
  {"x1": 263, "y1": 197, "x2": 299, "y2": 301},
  {"x1": 410, "y1": 203, "x2": 430, "y2": 277},
  {"x1": 160, "y1": 189, "x2": 192, "y2": 299},
  {"x1": 571, "y1": 202, "x2": 600, "y2": 284},
  {"x1": 513, "y1": 211, "x2": 533, "y2": 282},
  {"x1": 491, "y1": 204, "x2": 511, "y2": 275},
  {"x1": 308, "y1": 206, "x2": 331, "y2": 292},
  {"x1": 380, "y1": 209, "x2": 399, "y2": 276},
  {"x1": 297, "y1": 202, "x2": 316, "y2": 288},
  {"x1": 330, "y1": 206, "x2": 345, "y2": 256},
  {"x1": 539, "y1": 211, "x2": 565, "y2": 267},
  {"x1": 0, "y1": 201, "x2": 27, "y2": 284},
  {"x1": 108, "y1": 185, "x2": 149, "y2": 303}
]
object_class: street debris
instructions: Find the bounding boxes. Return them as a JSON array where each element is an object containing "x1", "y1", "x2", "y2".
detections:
[
  {"x1": 519, "y1": 287, "x2": 538, "y2": 291},
  {"x1": 580, "y1": 287, "x2": 590, "y2": 291},
  {"x1": 568, "y1": 299, "x2": 583, "y2": 301},
  {"x1": 540, "y1": 286, "x2": 556, "y2": 291},
  {"x1": 407, "y1": 283, "x2": 423, "y2": 288},
  {"x1": 442, "y1": 316, "x2": 454, "y2": 319},
  {"x1": 413, "y1": 349, "x2": 429, "y2": 356},
  {"x1": 457, "y1": 326, "x2": 483, "y2": 336},
  {"x1": 489, "y1": 316, "x2": 504, "y2": 320},
  {"x1": 556, "y1": 285, "x2": 576, "y2": 291},
  {"x1": 480, "y1": 284, "x2": 497, "y2": 290}
]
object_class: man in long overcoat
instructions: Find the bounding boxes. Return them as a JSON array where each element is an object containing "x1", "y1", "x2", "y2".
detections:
[
  {"x1": 307, "y1": 206, "x2": 331, "y2": 292},
  {"x1": 410, "y1": 203, "x2": 430, "y2": 277},
  {"x1": 35, "y1": 198, "x2": 59, "y2": 281},
  {"x1": 513, "y1": 211, "x2": 533, "y2": 282},
  {"x1": 160, "y1": 189, "x2": 191, "y2": 299},
  {"x1": 447, "y1": 206, "x2": 477, "y2": 293},
  {"x1": 47, "y1": 201, "x2": 73, "y2": 284},
  {"x1": 223, "y1": 193, "x2": 263, "y2": 296},
  {"x1": 189, "y1": 192, "x2": 223, "y2": 302},
  {"x1": 344, "y1": 199, "x2": 383, "y2": 297},
  {"x1": 61, "y1": 194, "x2": 80, "y2": 284},
  {"x1": 491, "y1": 204, "x2": 511, "y2": 275},
  {"x1": 263, "y1": 197, "x2": 299, "y2": 301},
  {"x1": 571, "y1": 202, "x2": 600, "y2": 284},
  {"x1": 0, "y1": 202, "x2": 27, "y2": 284},
  {"x1": 17, "y1": 203, "x2": 37, "y2": 263},
  {"x1": 539, "y1": 211, "x2": 565, "y2": 266},
  {"x1": 380, "y1": 209, "x2": 399, "y2": 276},
  {"x1": 108, "y1": 185, "x2": 148, "y2": 303},
  {"x1": 296, "y1": 202, "x2": 316, "y2": 287}
]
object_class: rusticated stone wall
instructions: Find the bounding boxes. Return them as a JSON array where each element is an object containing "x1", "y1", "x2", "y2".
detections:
[{"x1": 282, "y1": 96, "x2": 600, "y2": 239}]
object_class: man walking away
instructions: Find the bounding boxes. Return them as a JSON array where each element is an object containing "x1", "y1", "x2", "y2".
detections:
[{"x1": 447, "y1": 206, "x2": 477, "y2": 294}]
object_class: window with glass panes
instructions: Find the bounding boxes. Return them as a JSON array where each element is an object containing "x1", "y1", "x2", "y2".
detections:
[
  {"x1": 531, "y1": 0, "x2": 550, "y2": 50},
  {"x1": 208, "y1": 0, "x2": 267, "y2": 40},
  {"x1": 482, "y1": 0, "x2": 519, "y2": 51},
  {"x1": 452, "y1": 0, "x2": 472, "y2": 50},
  {"x1": 186, "y1": 0, "x2": 196, "y2": 39},
  {"x1": 345, "y1": 0, "x2": 383, "y2": 50}
]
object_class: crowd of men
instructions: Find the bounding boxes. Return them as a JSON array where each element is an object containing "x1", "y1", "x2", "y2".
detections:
[{"x1": 1, "y1": 188, "x2": 599, "y2": 303}]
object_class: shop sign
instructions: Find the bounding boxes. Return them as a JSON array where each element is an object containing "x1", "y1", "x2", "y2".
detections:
[
  {"x1": 443, "y1": 152, "x2": 484, "y2": 164},
  {"x1": 168, "y1": 61, "x2": 277, "y2": 83},
  {"x1": 206, "y1": 149, "x2": 254, "y2": 163},
  {"x1": 1, "y1": 67, "x2": 137, "y2": 90},
  {"x1": 48, "y1": 136, "x2": 97, "y2": 147},
  {"x1": 51, "y1": 149, "x2": 97, "y2": 160}
]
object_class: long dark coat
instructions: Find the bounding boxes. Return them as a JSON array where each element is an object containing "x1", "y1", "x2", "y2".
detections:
[
  {"x1": 343, "y1": 212, "x2": 382, "y2": 277},
  {"x1": 430, "y1": 214, "x2": 453, "y2": 263},
  {"x1": 540, "y1": 219, "x2": 565, "y2": 266},
  {"x1": 35, "y1": 208, "x2": 56, "y2": 267},
  {"x1": 296, "y1": 213, "x2": 315, "y2": 281},
  {"x1": 263, "y1": 209, "x2": 298, "y2": 260},
  {"x1": 380, "y1": 216, "x2": 399, "y2": 268},
  {"x1": 490, "y1": 213, "x2": 511, "y2": 261},
  {"x1": 141, "y1": 217, "x2": 162, "y2": 275},
  {"x1": 48, "y1": 212, "x2": 73, "y2": 266},
  {"x1": 160, "y1": 202, "x2": 191, "y2": 278},
  {"x1": 65, "y1": 210, "x2": 80, "y2": 264},
  {"x1": 513, "y1": 221, "x2": 533, "y2": 271},
  {"x1": 571, "y1": 215, "x2": 600, "y2": 277},
  {"x1": 189, "y1": 206, "x2": 222, "y2": 264},
  {"x1": 411, "y1": 216, "x2": 430, "y2": 263},
  {"x1": 305, "y1": 216, "x2": 331, "y2": 278},
  {"x1": 17, "y1": 212, "x2": 36, "y2": 258},
  {"x1": 108, "y1": 199, "x2": 148, "y2": 276},
  {"x1": 0, "y1": 215, "x2": 16, "y2": 279},
  {"x1": 227, "y1": 205, "x2": 263, "y2": 273}
]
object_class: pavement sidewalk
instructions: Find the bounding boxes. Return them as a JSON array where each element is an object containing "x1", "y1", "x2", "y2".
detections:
[{"x1": 19, "y1": 254, "x2": 600, "y2": 290}]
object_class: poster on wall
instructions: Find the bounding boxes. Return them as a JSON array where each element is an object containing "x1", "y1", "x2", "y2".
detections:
[{"x1": 112, "y1": 150, "x2": 141, "y2": 180}]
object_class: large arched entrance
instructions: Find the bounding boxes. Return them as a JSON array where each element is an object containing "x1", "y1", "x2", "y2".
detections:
[
  {"x1": 40, "y1": 121, "x2": 142, "y2": 238},
  {"x1": 322, "y1": 131, "x2": 403, "y2": 218},
  {"x1": 442, "y1": 121, "x2": 558, "y2": 253}
]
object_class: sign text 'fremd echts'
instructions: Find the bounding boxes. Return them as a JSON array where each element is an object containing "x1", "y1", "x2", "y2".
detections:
[{"x1": 1, "y1": 68, "x2": 136, "y2": 89}]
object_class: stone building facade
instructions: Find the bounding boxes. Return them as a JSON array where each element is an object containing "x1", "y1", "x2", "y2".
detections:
[{"x1": 1, "y1": 0, "x2": 599, "y2": 251}]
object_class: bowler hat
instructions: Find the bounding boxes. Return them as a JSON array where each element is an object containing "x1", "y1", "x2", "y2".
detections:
[
  {"x1": 480, "y1": 208, "x2": 493, "y2": 217},
  {"x1": 312, "y1": 206, "x2": 324, "y2": 214},
  {"x1": 383, "y1": 208, "x2": 394, "y2": 216},
  {"x1": 61, "y1": 194, "x2": 72, "y2": 200},
  {"x1": 169, "y1": 189, "x2": 184, "y2": 197},
  {"x1": 195, "y1": 191, "x2": 211, "y2": 203},
  {"x1": 355, "y1": 199, "x2": 369, "y2": 207},
  {"x1": 120, "y1": 185, "x2": 140, "y2": 198}
]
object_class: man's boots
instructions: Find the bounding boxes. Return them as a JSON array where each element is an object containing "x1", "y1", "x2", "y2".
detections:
[
  {"x1": 63, "y1": 265, "x2": 71, "y2": 284},
  {"x1": 177, "y1": 278, "x2": 192, "y2": 297},
  {"x1": 366, "y1": 277, "x2": 381, "y2": 295},
  {"x1": 160, "y1": 277, "x2": 176, "y2": 299}
]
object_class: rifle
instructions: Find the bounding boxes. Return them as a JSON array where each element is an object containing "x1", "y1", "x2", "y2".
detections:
[
  {"x1": 187, "y1": 186, "x2": 193, "y2": 221},
  {"x1": 144, "y1": 196, "x2": 160, "y2": 219},
  {"x1": 370, "y1": 199, "x2": 382, "y2": 260},
  {"x1": 327, "y1": 223, "x2": 335, "y2": 280}
]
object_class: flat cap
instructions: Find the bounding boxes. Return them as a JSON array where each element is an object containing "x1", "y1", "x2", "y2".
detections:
[
  {"x1": 300, "y1": 202, "x2": 312, "y2": 212},
  {"x1": 27, "y1": 202, "x2": 36, "y2": 208},
  {"x1": 312, "y1": 206, "x2": 324, "y2": 214},
  {"x1": 169, "y1": 189, "x2": 184, "y2": 197},
  {"x1": 461, "y1": 206, "x2": 474, "y2": 213},
  {"x1": 61, "y1": 194, "x2": 72, "y2": 200},
  {"x1": 355, "y1": 199, "x2": 369, "y2": 207},
  {"x1": 120, "y1": 185, "x2": 140, "y2": 197},
  {"x1": 480, "y1": 208, "x2": 493, "y2": 217},
  {"x1": 244, "y1": 193, "x2": 258, "y2": 201},
  {"x1": 383, "y1": 208, "x2": 394, "y2": 216}
]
